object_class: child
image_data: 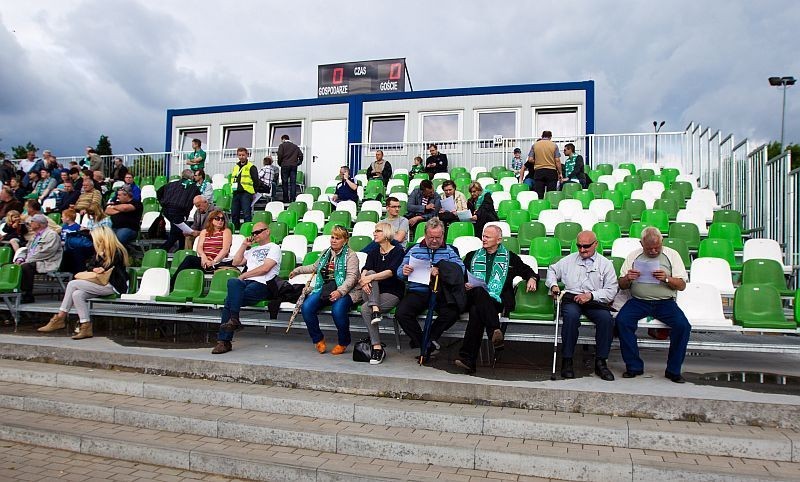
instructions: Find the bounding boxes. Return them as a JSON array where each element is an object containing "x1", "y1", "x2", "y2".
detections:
[
  {"x1": 509, "y1": 148, "x2": 523, "y2": 177},
  {"x1": 409, "y1": 156, "x2": 424, "y2": 179},
  {"x1": 0, "y1": 210, "x2": 27, "y2": 253},
  {"x1": 60, "y1": 208, "x2": 81, "y2": 242}
]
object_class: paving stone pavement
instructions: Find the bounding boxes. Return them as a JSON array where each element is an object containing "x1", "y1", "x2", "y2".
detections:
[{"x1": 0, "y1": 439, "x2": 254, "y2": 481}]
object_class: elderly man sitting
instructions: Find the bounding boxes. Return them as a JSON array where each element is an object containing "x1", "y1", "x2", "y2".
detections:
[{"x1": 16, "y1": 214, "x2": 64, "y2": 303}]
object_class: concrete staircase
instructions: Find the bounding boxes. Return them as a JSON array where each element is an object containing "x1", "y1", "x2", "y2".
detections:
[{"x1": 0, "y1": 359, "x2": 797, "y2": 481}]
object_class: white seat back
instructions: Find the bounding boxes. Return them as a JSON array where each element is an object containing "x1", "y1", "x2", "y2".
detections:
[
  {"x1": 386, "y1": 179, "x2": 405, "y2": 192},
  {"x1": 140, "y1": 211, "x2": 161, "y2": 232},
  {"x1": 408, "y1": 179, "x2": 423, "y2": 193},
  {"x1": 433, "y1": 172, "x2": 450, "y2": 180},
  {"x1": 742, "y1": 238, "x2": 785, "y2": 265},
  {"x1": 393, "y1": 168, "x2": 409, "y2": 176},
  {"x1": 265, "y1": 201, "x2": 285, "y2": 219},
  {"x1": 676, "y1": 283, "x2": 732, "y2": 328},
  {"x1": 295, "y1": 193, "x2": 314, "y2": 210},
  {"x1": 557, "y1": 199, "x2": 582, "y2": 221},
  {"x1": 223, "y1": 235, "x2": 245, "y2": 262},
  {"x1": 499, "y1": 177, "x2": 517, "y2": 191},
  {"x1": 302, "y1": 210, "x2": 326, "y2": 230},
  {"x1": 675, "y1": 174, "x2": 698, "y2": 187},
  {"x1": 516, "y1": 190, "x2": 539, "y2": 210},
  {"x1": 642, "y1": 181, "x2": 666, "y2": 197},
  {"x1": 675, "y1": 209, "x2": 708, "y2": 236},
  {"x1": 690, "y1": 189, "x2": 719, "y2": 209},
  {"x1": 571, "y1": 209, "x2": 598, "y2": 231},
  {"x1": 470, "y1": 166, "x2": 488, "y2": 180},
  {"x1": 484, "y1": 221, "x2": 511, "y2": 238},
  {"x1": 120, "y1": 268, "x2": 170, "y2": 301},
  {"x1": 491, "y1": 191, "x2": 511, "y2": 204},
  {"x1": 513, "y1": 254, "x2": 540, "y2": 287},
  {"x1": 452, "y1": 236, "x2": 482, "y2": 258},
  {"x1": 684, "y1": 198, "x2": 714, "y2": 223},
  {"x1": 335, "y1": 200, "x2": 357, "y2": 219},
  {"x1": 611, "y1": 238, "x2": 642, "y2": 259},
  {"x1": 597, "y1": 175, "x2": 618, "y2": 190},
  {"x1": 356, "y1": 251, "x2": 368, "y2": 271},
  {"x1": 312, "y1": 235, "x2": 330, "y2": 253},
  {"x1": 630, "y1": 189, "x2": 657, "y2": 209},
  {"x1": 354, "y1": 173, "x2": 368, "y2": 186},
  {"x1": 639, "y1": 162, "x2": 661, "y2": 175},
  {"x1": 391, "y1": 192, "x2": 408, "y2": 202},
  {"x1": 360, "y1": 200, "x2": 383, "y2": 215},
  {"x1": 611, "y1": 169, "x2": 630, "y2": 182},
  {"x1": 281, "y1": 235, "x2": 308, "y2": 265},
  {"x1": 140, "y1": 185, "x2": 157, "y2": 200},
  {"x1": 537, "y1": 209, "x2": 565, "y2": 235},
  {"x1": 690, "y1": 258, "x2": 734, "y2": 296},
  {"x1": 588, "y1": 199, "x2": 614, "y2": 221},
  {"x1": 352, "y1": 221, "x2": 376, "y2": 238}
]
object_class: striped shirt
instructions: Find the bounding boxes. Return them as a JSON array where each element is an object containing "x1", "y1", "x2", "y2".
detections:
[
  {"x1": 397, "y1": 242, "x2": 464, "y2": 293},
  {"x1": 203, "y1": 229, "x2": 225, "y2": 259}
]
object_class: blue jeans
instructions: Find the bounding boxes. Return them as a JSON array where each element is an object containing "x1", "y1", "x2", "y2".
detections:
[
  {"x1": 560, "y1": 301, "x2": 614, "y2": 359},
  {"x1": 113, "y1": 227, "x2": 137, "y2": 246},
  {"x1": 231, "y1": 192, "x2": 253, "y2": 229},
  {"x1": 301, "y1": 289, "x2": 353, "y2": 346},
  {"x1": 523, "y1": 178, "x2": 534, "y2": 190},
  {"x1": 615, "y1": 298, "x2": 691, "y2": 375},
  {"x1": 217, "y1": 279, "x2": 272, "y2": 342}
]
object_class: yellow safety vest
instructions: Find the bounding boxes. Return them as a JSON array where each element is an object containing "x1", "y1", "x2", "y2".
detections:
[{"x1": 231, "y1": 162, "x2": 255, "y2": 194}]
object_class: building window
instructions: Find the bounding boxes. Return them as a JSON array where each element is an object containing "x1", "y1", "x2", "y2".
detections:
[
  {"x1": 421, "y1": 112, "x2": 461, "y2": 150},
  {"x1": 535, "y1": 108, "x2": 578, "y2": 141},
  {"x1": 269, "y1": 122, "x2": 302, "y2": 147},
  {"x1": 368, "y1": 115, "x2": 406, "y2": 150},
  {"x1": 476, "y1": 110, "x2": 517, "y2": 148},
  {"x1": 178, "y1": 128, "x2": 208, "y2": 151},
  {"x1": 222, "y1": 125, "x2": 254, "y2": 157}
]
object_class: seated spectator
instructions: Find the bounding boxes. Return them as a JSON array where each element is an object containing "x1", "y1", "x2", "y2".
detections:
[
  {"x1": 34, "y1": 169, "x2": 58, "y2": 202},
  {"x1": 360, "y1": 196, "x2": 408, "y2": 254},
  {"x1": 22, "y1": 200, "x2": 62, "y2": 242},
  {"x1": 0, "y1": 159, "x2": 16, "y2": 184},
  {"x1": 437, "y1": 179, "x2": 468, "y2": 225},
  {"x1": 111, "y1": 157, "x2": 128, "y2": 182},
  {"x1": 122, "y1": 173, "x2": 141, "y2": 201},
  {"x1": 366, "y1": 150, "x2": 392, "y2": 186},
  {"x1": 0, "y1": 185, "x2": 24, "y2": 219},
  {"x1": 212, "y1": 223, "x2": 281, "y2": 355},
  {"x1": 466, "y1": 181, "x2": 498, "y2": 238},
  {"x1": 193, "y1": 169, "x2": 213, "y2": 203},
  {"x1": 62, "y1": 204, "x2": 111, "y2": 274},
  {"x1": 60, "y1": 209, "x2": 81, "y2": 242},
  {"x1": 331, "y1": 166, "x2": 358, "y2": 204},
  {"x1": 359, "y1": 222, "x2": 404, "y2": 364},
  {"x1": 68, "y1": 167, "x2": 83, "y2": 193},
  {"x1": 0, "y1": 210, "x2": 27, "y2": 252},
  {"x1": 16, "y1": 214, "x2": 64, "y2": 304},
  {"x1": 454, "y1": 225, "x2": 539, "y2": 374},
  {"x1": 105, "y1": 185, "x2": 143, "y2": 246},
  {"x1": 53, "y1": 179, "x2": 80, "y2": 213},
  {"x1": 10, "y1": 177, "x2": 29, "y2": 202},
  {"x1": 38, "y1": 226, "x2": 129, "y2": 339},
  {"x1": 409, "y1": 156, "x2": 424, "y2": 180},
  {"x1": 290, "y1": 225, "x2": 361, "y2": 355},
  {"x1": 560, "y1": 143, "x2": 589, "y2": 189},
  {"x1": 93, "y1": 170, "x2": 109, "y2": 198},
  {"x1": 24, "y1": 171, "x2": 40, "y2": 199},
  {"x1": 171, "y1": 209, "x2": 232, "y2": 286},
  {"x1": 185, "y1": 195, "x2": 223, "y2": 250},
  {"x1": 406, "y1": 179, "x2": 441, "y2": 231},
  {"x1": 74, "y1": 172, "x2": 103, "y2": 215},
  {"x1": 395, "y1": 217, "x2": 465, "y2": 356}
]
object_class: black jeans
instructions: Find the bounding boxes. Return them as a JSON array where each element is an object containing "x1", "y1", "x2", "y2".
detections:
[
  {"x1": 281, "y1": 165, "x2": 297, "y2": 202},
  {"x1": 458, "y1": 287, "x2": 503, "y2": 363},
  {"x1": 532, "y1": 168, "x2": 559, "y2": 200},
  {"x1": 21, "y1": 262, "x2": 40, "y2": 297},
  {"x1": 395, "y1": 290, "x2": 461, "y2": 350}
]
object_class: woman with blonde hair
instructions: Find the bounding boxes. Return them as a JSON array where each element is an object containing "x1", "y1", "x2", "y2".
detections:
[
  {"x1": 0, "y1": 210, "x2": 27, "y2": 252},
  {"x1": 38, "y1": 226, "x2": 130, "y2": 340},
  {"x1": 289, "y1": 225, "x2": 360, "y2": 355}
]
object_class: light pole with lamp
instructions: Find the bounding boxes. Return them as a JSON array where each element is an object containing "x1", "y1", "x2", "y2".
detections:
[
  {"x1": 768, "y1": 76, "x2": 796, "y2": 148},
  {"x1": 653, "y1": 121, "x2": 665, "y2": 165}
]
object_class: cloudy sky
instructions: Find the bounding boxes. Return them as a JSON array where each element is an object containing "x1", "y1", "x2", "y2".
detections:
[{"x1": 1, "y1": 0, "x2": 798, "y2": 158}]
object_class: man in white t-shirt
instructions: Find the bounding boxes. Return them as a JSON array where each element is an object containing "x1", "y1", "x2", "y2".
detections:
[{"x1": 212, "y1": 222, "x2": 282, "y2": 354}]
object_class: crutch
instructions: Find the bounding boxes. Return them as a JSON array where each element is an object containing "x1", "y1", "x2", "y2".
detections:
[{"x1": 550, "y1": 291, "x2": 566, "y2": 380}]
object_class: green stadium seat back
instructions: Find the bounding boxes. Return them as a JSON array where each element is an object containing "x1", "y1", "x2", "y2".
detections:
[
  {"x1": 671, "y1": 181, "x2": 693, "y2": 200},
  {"x1": 306, "y1": 186, "x2": 322, "y2": 200},
  {"x1": 507, "y1": 209, "x2": 531, "y2": 233},
  {"x1": 668, "y1": 222, "x2": 701, "y2": 251},
  {"x1": 446, "y1": 222, "x2": 474, "y2": 244},
  {"x1": 650, "y1": 174, "x2": 669, "y2": 189},
  {"x1": 509, "y1": 183, "x2": 529, "y2": 200},
  {"x1": 712, "y1": 210, "x2": 743, "y2": 229},
  {"x1": 278, "y1": 251, "x2": 296, "y2": 278},
  {"x1": 276, "y1": 210, "x2": 298, "y2": 230},
  {"x1": 238, "y1": 222, "x2": 255, "y2": 237},
  {"x1": 484, "y1": 183, "x2": 503, "y2": 193},
  {"x1": 741, "y1": 259, "x2": 793, "y2": 296},
  {"x1": 653, "y1": 198, "x2": 679, "y2": 220},
  {"x1": 611, "y1": 256, "x2": 625, "y2": 277},
  {"x1": 156, "y1": 269, "x2": 203, "y2": 302},
  {"x1": 168, "y1": 250, "x2": 197, "y2": 277},
  {"x1": 544, "y1": 191, "x2": 565, "y2": 209},
  {"x1": 561, "y1": 182, "x2": 582, "y2": 199},
  {"x1": 132, "y1": 249, "x2": 167, "y2": 277},
  {"x1": 602, "y1": 190, "x2": 625, "y2": 209},
  {"x1": 355, "y1": 211, "x2": 379, "y2": 223},
  {"x1": 269, "y1": 221, "x2": 289, "y2": 244},
  {"x1": 660, "y1": 189, "x2": 686, "y2": 210},
  {"x1": 623, "y1": 175, "x2": 643, "y2": 190},
  {"x1": 628, "y1": 222, "x2": 656, "y2": 239},
  {"x1": 508, "y1": 280, "x2": 555, "y2": 320},
  {"x1": 530, "y1": 237, "x2": 563, "y2": 266},
  {"x1": 217, "y1": 195, "x2": 232, "y2": 211},
  {"x1": 450, "y1": 167, "x2": 468, "y2": 179},
  {"x1": 193, "y1": 269, "x2": 240, "y2": 305},
  {"x1": 640, "y1": 209, "x2": 669, "y2": 233},
  {"x1": 293, "y1": 222, "x2": 318, "y2": 244},
  {"x1": 527, "y1": 199, "x2": 552, "y2": 220},
  {"x1": 662, "y1": 238, "x2": 691, "y2": 267},
  {"x1": 553, "y1": 222, "x2": 582, "y2": 248},
  {"x1": 592, "y1": 222, "x2": 621, "y2": 252},
  {"x1": 587, "y1": 182, "x2": 608, "y2": 198},
  {"x1": 390, "y1": 185, "x2": 406, "y2": 194},
  {"x1": 328, "y1": 210, "x2": 352, "y2": 228},
  {"x1": 0, "y1": 263, "x2": 21, "y2": 292},
  {"x1": 661, "y1": 168, "x2": 680, "y2": 184},
  {"x1": 0, "y1": 246, "x2": 13, "y2": 266},
  {"x1": 698, "y1": 238, "x2": 740, "y2": 270},
  {"x1": 707, "y1": 222, "x2": 744, "y2": 251},
  {"x1": 618, "y1": 163, "x2": 636, "y2": 175},
  {"x1": 497, "y1": 200, "x2": 521, "y2": 220},
  {"x1": 288, "y1": 202, "x2": 308, "y2": 219},
  {"x1": 572, "y1": 190, "x2": 595, "y2": 209},
  {"x1": 595, "y1": 164, "x2": 613, "y2": 176},
  {"x1": 733, "y1": 284, "x2": 795, "y2": 329},
  {"x1": 502, "y1": 236, "x2": 520, "y2": 254},
  {"x1": 615, "y1": 182, "x2": 635, "y2": 199},
  {"x1": 349, "y1": 235, "x2": 372, "y2": 252},
  {"x1": 47, "y1": 213, "x2": 62, "y2": 225},
  {"x1": 303, "y1": 251, "x2": 321, "y2": 266},
  {"x1": 637, "y1": 169, "x2": 654, "y2": 182},
  {"x1": 605, "y1": 210, "x2": 633, "y2": 234},
  {"x1": 518, "y1": 221, "x2": 547, "y2": 247},
  {"x1": 312, "y1": 201, "x2": 332, "y2": 217},
  {"x1": 252, "y1": 211, "x2": 273, "y2": 225},
  {"x1": 414, "y1": 223, "x2": 426, "y2": 242},
  {"x1": 587, "y1": 169, "x2": 603, "y2": 183},
  {"x1": 623, "y1": 198, "x2": 646, "y2": 220}
]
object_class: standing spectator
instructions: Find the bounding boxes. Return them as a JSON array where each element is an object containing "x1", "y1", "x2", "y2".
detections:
[
  {"x1": 74, "y1": 172, "x2": 103, "y2": 215},
  {"x1": 230, "y1": 147, "x2": 258, "y2": 230},
  {"x1": 105, "y1": 186, "x2": 143, "y2": 246},
  {"x1": 255, "y1": 156, "x2": 279, "y2": 203},
  {"x1": 424, "y1": 144, "x2": 448, "y2": 178},
  {"x1": 0, "y1": 186, "x2": 23, "y2": 219},
  {"x1": 405, "y1": 179, "x2": 441, "y2": 231},
  {"x1": 185, "y1": 195, "x2": 223, "y2": 250},
  {"x1": 277, "y1": 134, "x2": 303, "y2": 203},
  {"x1": 366, "y1": 150, "x2": 392, "y2": 186},
  {"x1": 331, "y1": 166, "x2": 358, "y2": 204},
  {"x1": 186, "y1": 138, "x2": 206, "y2": 172},
  {"x1": 193, "y1": 169, "x2": 213, "y2": 202},
  {"x1": 157, "y1": 169, "x2": 200, "y2": 252},
  {"x1": 520, "y1": 130, "x2": 562, "y2": 199},
  {"x1": 111, "y1": 158, "x2": 128, "y2": 182},
  {"x1": 0, "y1": 159, "x2": 16, "y2": 184},
  {"x1": 16, "y1": 214, "x2": 63, "y2": 304},
  {"x1": 86, "y1": 148, "x2": 104, "y2": 175},
  {"x1": 21, "y1": 150, "x2": 42, "y2": 187}
]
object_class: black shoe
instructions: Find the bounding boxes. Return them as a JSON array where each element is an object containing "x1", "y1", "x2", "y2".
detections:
[
  {"x1": 370, "y1": 347, "x2": 385, "y2": 365},
  {"x1": 221, "y1": 317, "x2": 243, "y2": 332},
  {"x1": 622, "y1": 370, "x2": 643, "y2": 378},
  {"x1": 665, "y1": 371, "x2": 686, "y2": 384},
  {"x1": 560, "y1": 358, "x2": 575, "y2": 379},
  {"x1": 454, "y1": 358, "x2": 476, "y2": 374},
  {"x1": 594, "y1": 359, "x2": 615, "y2": 381},
  {"x1": 370, "y1": 310, "x2": 382, "y2": 325}
]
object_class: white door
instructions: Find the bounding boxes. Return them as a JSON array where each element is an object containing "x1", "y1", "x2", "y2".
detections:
[{"x1": 310, "y1": 119, "x2": 347, "y2": 189}]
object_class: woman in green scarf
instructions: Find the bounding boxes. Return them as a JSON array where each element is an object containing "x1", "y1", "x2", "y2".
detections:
[{"x1": 290, "y1": 225, "x2": 361, "y2": 355}]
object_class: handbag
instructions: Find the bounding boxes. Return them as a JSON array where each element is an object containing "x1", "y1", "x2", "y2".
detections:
[
  {"x1": 352, "y1": 338, "x2": 373, "y2": 362},
  {"x1": 75, "y1": 266, "x2": 113, "y2": 285},
  {"x1": 319, "y1": 280, "x2": 338, "y2": 304}
]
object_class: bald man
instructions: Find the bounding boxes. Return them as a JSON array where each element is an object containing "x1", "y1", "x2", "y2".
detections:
[{"x1": 546, "y1": 231, "x2": 619, "y2": 381}]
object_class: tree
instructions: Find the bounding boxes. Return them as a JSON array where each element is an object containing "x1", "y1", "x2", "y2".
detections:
[
  {"x1": 96, "y1": 135, "x2": 112, "y2": 156},
  {"x1": 767, "y1": 141, "x2": 799, "y2": 170},
  {"x1": 11, "y1": 142, "x2": 38, "y2": 160}
]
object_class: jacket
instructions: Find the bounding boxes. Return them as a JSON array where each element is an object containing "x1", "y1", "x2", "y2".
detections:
[
  {"x1": 407, "y1": 188, "x2": 442, "y2": 217},
  {"x1": 22, "y1": 228, "x2": 63, "y2": 273},
  {"x1": 231, "y1": 162, "x2": 257, "y2": 194},
  {"x1": 157, "y1": 180, "x2": 200, "y2": 222},
  {"x1": 464, "y1": 249, "x2": 538, "y2": 315},
  {"x1": 436, "y1": 260, "x2": 467, "y2": 313},
  {"x1": 293, "y1": 248, "x2": 362, "y2": 302},
  {"x1": 277, "y1": 141, "x2": 303, "y2": 168}
]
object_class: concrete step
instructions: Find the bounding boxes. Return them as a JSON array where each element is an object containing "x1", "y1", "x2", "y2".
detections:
[{"x1": 0, "y1": 358, "x2": 797, "y2": 464}]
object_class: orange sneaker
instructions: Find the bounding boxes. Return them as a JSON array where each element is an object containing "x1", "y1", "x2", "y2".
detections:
[
  {"x1": 315, "y1": 340, "x2": 327, "y2": 354},
  {"x1": 331, "y1": 345, "x2": 347, "y2": 355}
]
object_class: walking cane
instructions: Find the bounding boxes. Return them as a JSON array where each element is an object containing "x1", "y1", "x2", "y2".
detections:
[
  {"x1": 286, "y1": 274, "x2": 315, "y2": 333},
  {"x1": 550, "y1": 291, "x2": 566, "y2": 381},
  {"x1": 419, "y1": 274, "x2": 440, "y2": 366}
]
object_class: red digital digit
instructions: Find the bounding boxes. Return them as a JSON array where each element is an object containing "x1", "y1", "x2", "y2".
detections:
[
  {"x1": 332, "y1": 67, "x2": 344, "y2": 85},
  {"x1": 389, "y1": 63, "x2": 402, "y2": 80}
]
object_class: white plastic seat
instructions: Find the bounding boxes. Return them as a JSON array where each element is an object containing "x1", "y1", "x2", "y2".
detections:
[
  {"x1": 354, "y1": 173, "x2": 368, "y2": 186},
  {"x1": 317, "y1": 193, "x2": 334, "y2": 203},
  {"x1": 360, "y1": 200, "x2": 383, "y2": 215},
  {"x1": 335, "y1": 200, "x2": 357, "y2": 219},
  {"x1": 630, "y1": 189, "x2": 657, "y2": 209},
  {"x1": 280, "y1": 235, "x2": 308, "y2": 266},
  {"x1": 676, "y1": 283, "x2": 733, "y2": 328},
  {"x1": 470, "y1": 166, "x2": 488, "y2": 180},
  {"x1": 642, "y1": 180, "x2": 666, "y2": 197},
  {"x1": 743, "y1": 238, "x2": 791, "y2": 273},
  {"x1": 689, "y1": 258, "x2": 734, "y2": 296},
  {"x1": 212, "y1": 179, "x2": 228, "y2": 191},
  {"x1": 675, "y1": 174, "x2": 698, "y2": 187},
  {"x1": 514, "y1": 254, "x2": 540, "y2": 287},
  {"x1": 571, "y1": 209, "x2": 598, "y2": 231},
  {"x1": 499, "y1": 177, "x2": 517, "y2": 191},
  {"x1": 386, "y1": 179, "x2": 405, "y2": 192},
  {"x1": 452, "y1": 236, "x2": 482, "y2": 258},
  {"x1": 588, "y1": 199, "x2": 614, "y2": 221},
  {"x1": 42, "y1": 198, "x2": 57, "y2": 211},
  {"x1": 611, "y1": 169, "x2": 630, "y2": 182},
  {"x1": 433, "y1": 172, "x2": 450, "y2": 180},
  {"x1": 211, "y1": 173, "x2": 226, "y2": 185},
  {"x1": 140, "y1": 211, "x2": 162, "y2": 232},
  {"x1": 223, "y1": 235, "x2": 245, "y2": 262},
  {"x1": 684, "y1": 198, "x2": 714, "y2": 223},
  {"x1": 557, "y1": 199, "x2": 582, "y2": 221},
  {"x1": 597, "y1": 175, "x2": 618, "y2": 190},
  {"x1": 675, "y1": 209, "x2": 709, "y2": 236},
  {"x1": 265, "y1": 201, "x2": 285, "y2": 220},
  {"x1": 352, "y1": 221, "x2": 376, "y2": 238},
  {"x1": 610, "y1": 238, "x2": 642, "y2": 259},
  {"x1": 408, "y1": 179, "x2": 423, "y2": 193},
  {"x1": 140, "y1": 185, "x2": 157, "y2": 200},
  {"x1": 490, "y1": 191, "x2": 511, "y2": 204},
  {"x1": 325, "y1": 180, "x2": 339, "y2": 190},
  {"x1": 484, "y1": 221, "x2": 511, "y2": 238},
  {"x1": 311, "y1": 235, "x2": 330, "y2": 253},
  {"x1": 120, "y1": 268, "x2": 170, "y2": 301},
  {"x1": 302, "y1": 210, "x2": 325, "y2": 230},
  {"x1": 356, "y1": 251, "x2": 368, "y2": 271},
  {"x1": 537, "y1": 209, "x2": 565, "y2": 235},
  {"x1": 690, "y1": 189, "x2": 720, "y2": 210},
  {"x1": 295, "y1": 193, "x2": 314, "y2": 210},
  {"x1": 639, "y1": 162, "x2": 661, "y2": 175},
  {"x1": 516, "y1": 190, "x2": 538, "y2": 210},
  {"x1": 392, "y1": 192, "x2": 408, "y2": 202},
  {"x1": 393, "y1": 168, "x2": 409, "y2": 176}
]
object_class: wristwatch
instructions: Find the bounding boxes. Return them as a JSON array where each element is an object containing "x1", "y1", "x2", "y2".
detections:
[{"x1": 665, "y1": 277, "x2": 671, "y2": 285}]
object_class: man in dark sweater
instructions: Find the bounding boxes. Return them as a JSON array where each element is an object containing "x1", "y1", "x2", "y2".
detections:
[
  {"x1": 424, "y1": 143, "x2": 448, "y2": 178},
  {"x1": 276, "y1": 134, "x2": 303, "y2": 203},
  {"x1": 157, "y1": 169, "x2": 200, "y2": 252}
]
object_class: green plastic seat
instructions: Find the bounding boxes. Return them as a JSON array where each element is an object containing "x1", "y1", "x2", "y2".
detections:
[
  {"x1": 553, "y1": 222, "x2": 582, "y2": 249},
  {"x1": 507, "y1": 209, "x2": 531, "y2": 233},
  {"x1": 0, "y1": 246, "x2": 13, "y2": 266},
  {"x1": 640, "y1": 209, "x2": 669, "y2": 233},
  {"x1": 698, "y1": 238, "x2": 741, "y2": 271},
  {"x1": 363, "y1": 179, "x2": 385, "y2": 200},
  {"x1": 355, "y1": 210, "x2": 379, "y2": 223},
  {"x1": 413, "y1": 223, "x2": 426, "y2": 242},
  {"x1": 276, "y1": 210, "x2": 298, "y2": 230},
  {"x1": 671, "y1": 181, "x2": 693, "y2": 200},
  {"x1": 661, "y1": 168, "x2": 680, "y2": 185},
  {"x1": 502, "y1": 236, "x2": 520, "y2": 254},
  {"x1": 252, "y1": 211, "x2": 273, "y2": 225},
  {"x1": 587, "y1": 182, "x2": 608, "y2": 198},
  {"x1": 623, "y1": 198, "x2": 646, "y2": 220},
  {"x1": 269, "y1": 221, "x2": 289, "y2": 244},
  {"x1": 741, "y1": 259, "x2": 793, "y2": 296},
  {"x1": 153, "y1": 176, "x2": 167, "y2": 191},
  {"x1": 328, "y1": 210, "x2": 351, "y2": 228},
  {"x1": 623, "y1": 175, "x2": 643, "y2": 190},
  {"x1": 47, "y1": 213, "x2": 62, "y2": 225},
  {"x1": 450, "y1": 167, "x2": 468, "y2": 179},
  {"x1": 530, "y1": 237, "x2": 563, "y2": 266},
  {"x1": 712, "y1": 210, "x2": 744, "y2": 229},
  {"x1": 668, "y1": 222, "x2": 701, "y2": 250},
  {"x1": 592, "y1": 222, "x2": 621, "y2": 252},
  {"x1": 193, "y1": 269, "x2": 240, "y2": 305},
  {"x1": 610, "y1": 256, "x2": 625, "y2": 276},
  {"x1": 605, "y1": 210, "x2": 633, "y2": 234},
  {"x1": 518, "y1": 221, "x2": 547, "y2": 248},
  {"x1": 595, "y1": 164, "x2": 613, "y2": 176},
  {"x1": 527, "y1": 199, "x2": 551, "y2": 220},
  {"x1": 587, "y1": 169, "x2": 603, "y2": 183},
  {"x1": 238, "y1": 222, "x2": 255, "y2": 237},
  {"x1": 287, "y1": 202, "x2": 308, "y2": 219},
  {"x1": 303, "y1": 251, "x2": 321, "y2": 266},
  {"x1": 132, "y1": 249, "x2": 167, "y2": 277},
  {"x1": 490, "y1": 165, "x2": 506, "y2": 180},
  {"x1": 637, "y1": 169, "x2": 654, "y2": 182},
  {"x1": 509, "y1": 183, "x2": 529, "y2": 200},
  {"x1": 618, "y1": 163, "x2": 636, "y2": 175},
  {"x1": 143, "y1": 203, "x2": 161, "y2": 214},
  {"x1": 390, "y1": 185, "x2": 406, "y2": 195},
  {"x1": 446, "y1": 222, "x2": 474, "y2": 244},
  {"x1": 628, "y1": 222, "x2": 654, "y2": 239},
  {"x1": 484, "y1": 183, "x2": 503, "y2": 193},
  {"x1": 561, "y1": 182, "x2": 582, "y2": 199},
  {"x1": 279, "y1": 251, "x2": 296, "y2": 279},
  {"x1": 0, "y1": 263, "x2": 21, "y2": 292},
  {"x1": 653, "y1": 198, "x2": 679, "y2": 221},
  {"x1": 305, "y1": 186, "x2": 322, "y2": 201},
  {"x1": 222, "y1": 183, "x2": 232, "y2": 196},
  {"x1": 325, "y1": 186, "x2": 336, "y2": 195},
  {"x1": 733, "y1": 285, "x2": 795, "y2": 329},
  {"x1": 349, "y1": 235, "x2": 372, "y2": 252},
  {"x1": 572, "y1": 190, "x2": 595, "y2": 209},
  {"x1": 660, "y1": 189, "x2": 686, "y2": 210},
  {"x1": 497, "y1": 200, "x2": 521, "y2": 220},
  {"x1": 662, "y1": 238, "x2": 691, "y2": 267},
  {"x1": 602, "y1": 190, "x2": 624, "y2": 209},
  {"x1": 650, "y1": 175, "x2": 669, "y2": 189},
  {"x1": 312, "y1": 201, "x2": 332, "y2": 218},
  {"x1": 544, "y1": 191, "x2": 564, "y2": 209},
  {"x1": 216, "y1": 195, "x2": 232, "y2": 211},
  {"x1": 169, "y1": 250, "x2": 197, "y2": 277},
  {"x1": 795, "y1": 290, "x2": 800, "y2": 327},
  {"x1": 508, "y1": 280, "x2": 555, "y2": 320},
  {"x1": 156, "y1": 268, "x2": 203, "y2": 302},
  {"x1": 293, "y1": 222, "x2": 318, "y2": 244},
  {"x1": 142, "y1": 197, "x2": 160, "y2": 206},
  {"x1": 707, "y1": 222, "x2": 744, "y2": 251},
  {"x1": 615, "y1": 182, "x2": 635, "y2": 200}
]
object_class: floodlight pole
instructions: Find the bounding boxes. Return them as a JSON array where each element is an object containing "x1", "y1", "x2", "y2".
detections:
[
  {"x1": 769, "y1": 76, "x2": 796, "y2": 148},
  {"x1": 653, "y1": 121, "x2": 665, "y2": 165}
]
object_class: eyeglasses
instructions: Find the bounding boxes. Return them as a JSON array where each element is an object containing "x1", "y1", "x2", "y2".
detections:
[
  {"x1": 251, "y1": 228, "x2": 267, "y2": 236},
  {"x1": 577, "y1": 241, "x2": 596, "y2": 249},
  {"x1": 212, "y1": 216, "x2": 225, "y2": 221}
]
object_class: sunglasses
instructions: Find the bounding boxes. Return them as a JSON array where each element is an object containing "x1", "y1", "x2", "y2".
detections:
[
  {"x1": 212, "y1": 216, "x2": 225, "y2": 221},
  {"x1": 576, "y1": 242, "x2": 596, "y2": 249},
  {"x1": 252, "y1": 228, "x2": 267, "y2": 236}
]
